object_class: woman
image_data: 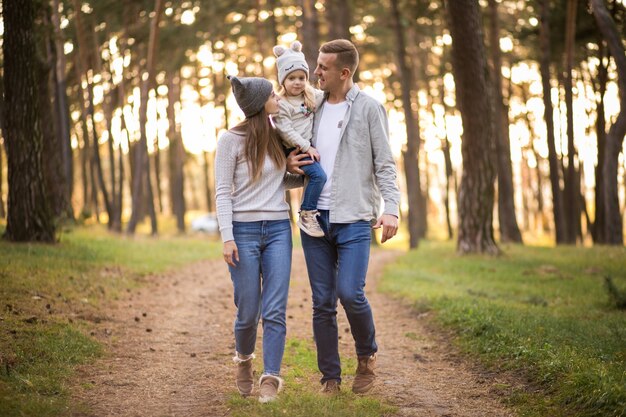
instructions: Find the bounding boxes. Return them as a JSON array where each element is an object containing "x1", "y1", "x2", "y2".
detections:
[{"x1": 215, "y1": 75, "x2": 299, "y2": 403}]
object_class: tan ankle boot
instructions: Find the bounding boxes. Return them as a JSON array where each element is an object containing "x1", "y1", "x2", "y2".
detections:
[
  {"x1": 233, "y1": 353, "x2": 255, "y2": 396},
  {"x1": 258, "y1": 374, "x2": 283, "y2": 403},
  {"x1": 352, "y1": 353, "x2": 376, "y2": 394}
]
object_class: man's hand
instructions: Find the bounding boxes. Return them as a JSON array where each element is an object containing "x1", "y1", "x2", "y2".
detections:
[
  {"x1": 306, "y1": 146, "x2": 321, "y2": 162},
  {"x1": 223, "y1": 240, "x2": 239, "y2": 267},
  {"x1": 287, "y1": 148, "x2": 314, "y2": 175},
  {"x1": 373, "y1": 214, "x2": 399, "y2": 243}
]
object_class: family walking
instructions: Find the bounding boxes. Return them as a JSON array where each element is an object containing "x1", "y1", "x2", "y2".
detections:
[{"x1": 215, "y1": 38, "x2": 401, "y2": 403}]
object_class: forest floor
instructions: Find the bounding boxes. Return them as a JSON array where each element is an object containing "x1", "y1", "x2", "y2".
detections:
[{"x1": 70, "y1": 248, "x2": 517, "y2": 417}]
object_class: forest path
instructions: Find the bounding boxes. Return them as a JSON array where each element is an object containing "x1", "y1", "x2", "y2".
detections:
[{"x1": 71, "y1": 248, "x2": 515, "y2": 417}]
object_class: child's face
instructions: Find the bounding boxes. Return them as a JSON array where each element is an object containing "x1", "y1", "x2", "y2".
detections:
[{"x1": 283, "y1": 70, "x2": 308, "y2": 97}]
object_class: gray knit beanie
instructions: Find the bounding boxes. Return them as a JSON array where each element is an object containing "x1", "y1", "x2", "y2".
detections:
[
  {"x1": 227, "y1": 75, "x2": 273, "y2": 118},
  {"x1": 273, "y1": 41, "x2": 309, "y2": 86}
]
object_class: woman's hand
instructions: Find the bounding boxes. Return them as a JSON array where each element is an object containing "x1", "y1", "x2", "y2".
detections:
[{"x1": 223, "y1": 240, "x2": 239, "y2": 267}]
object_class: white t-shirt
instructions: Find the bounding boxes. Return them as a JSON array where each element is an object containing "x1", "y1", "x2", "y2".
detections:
[{"x1": 315, "y1": 101, "x2": 349, "y2": 210}]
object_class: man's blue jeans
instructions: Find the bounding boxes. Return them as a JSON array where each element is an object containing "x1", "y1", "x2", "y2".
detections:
[
  {"x1": 300, "y1": 210, "x2": 377, "y2": 383},
  {"x1": 229, "y1": 220, "x2": 292, "y2": 376}
]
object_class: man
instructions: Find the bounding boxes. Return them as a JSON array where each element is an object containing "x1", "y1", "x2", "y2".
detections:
[{"x1": 287, "y1": 39, "x2": 400, "y2": 394}]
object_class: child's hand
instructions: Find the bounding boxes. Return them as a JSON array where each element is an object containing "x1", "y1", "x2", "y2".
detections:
[{"x1": 306, "y1": 147, "x2": 321, "y2": 162}]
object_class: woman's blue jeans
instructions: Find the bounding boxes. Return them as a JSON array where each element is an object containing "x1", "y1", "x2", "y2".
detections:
[
  {"x1": 229, "y1": 220, "x2": 292, "y2": 376},
  {"x1": 300, "y1": 210, "x2": 377, "y2": 383}
]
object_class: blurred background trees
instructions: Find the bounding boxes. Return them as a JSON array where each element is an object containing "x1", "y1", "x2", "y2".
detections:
[{"x1": 1, "y1": 0, "x2": 625, "y2": 251}]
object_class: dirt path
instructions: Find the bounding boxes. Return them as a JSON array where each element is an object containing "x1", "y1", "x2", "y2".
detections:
[{"x1": 71, "y1": 249, "x2": 515, "y2": 417}]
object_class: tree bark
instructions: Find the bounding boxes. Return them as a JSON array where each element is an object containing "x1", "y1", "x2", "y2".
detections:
[
  {"x1": 391, "y1": 0, "x2": 423, "y2": 249},
  {"x1": 51, "y1": 0, "x2": 74, "y2": 220},
  {"x1": 167, "y1": 72, "x2": 186, "y2": 232},
  {"x1": 325, "y1": 0, "x2": 351, "y2": 40},
  {"x1": 539, "y1": 0, "x2": 567, "y2": 244},
  {"x1": 591, "y1": 0, "x2": 626, "y2": 245},
  {"x1": 0, "y1": 135, "x2": 5, "y2": 219},
  {"x1": 299, "y1": 0, "x2": 320, "y2": 83},
  {"x1": 440, "y1": 78, "x2": 454, "y2": 240},
  {"x1": 41, "y1": 6, "x2": 71, "y2": 222},
  {"x1": 2, "y1": 0, "x2": 55, "y2": 242},
  {"x1": 562, "y1": 0, "x2": 580, "y2": 243},
  {"x1": 592, "y1": 40, "x2": 608, "y2": 243},
  {"x1": 446, "y1": 0, "x2": 499, "y2": 255},
  {"x1": 488, "y1": 0, "x2": 522, "y2": 243}
]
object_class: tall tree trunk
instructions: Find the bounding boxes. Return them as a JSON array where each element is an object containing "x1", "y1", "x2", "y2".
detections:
[
  {"x1": 299, "y1": 0, "x2": 320, "y2": 83},
  {"x1": 0, "y1": 77, "x2": 5, "y2": 219},
  {"x1": 562, "y1": 0, "x2": 580, "y2": 243},
  {"x1": 391, "y1": 0, "x2": 423, "y2": 249},
  {"x1": 325, "y1": 0, "x2": 351, "y2": 40},
  {"x1": 127, "y1": 0, "x2": 164, "y2": 235},
  {"x1": 591, "y1": 0, "x2": 626, "y2": 245},
  {"x1": 446, "y1": 0, "x2": 499, "y2": 255},
  {"x1": 592, "y1": 40, "x2": 608, "y2": 243},
  {"x1": 267, "y1": 0, "x2": 280, "y2": 44},
  {"x1": 167, "y1": 72, "x2": 185, "y2": 232},
  {"x1": 41, "y1": 6, "x2": 70, "y2": 222},
  {"x1": 488, "y1": 0, "x2": 522, "y2": 243},
  {"x1": 2, "y1": 0, "x2": 55, "y2": 242},
  {"x1": 539, "y1": 0, "x2": 567, "y2": 244},
  {"x1": 51, "y1": 0, "x2": 74, "y2": 220},
  {"x1": 440, "y1": 79, "x2": 454, "y2": 240}
]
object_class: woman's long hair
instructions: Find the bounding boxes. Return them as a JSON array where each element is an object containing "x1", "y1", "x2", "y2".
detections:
[{"x1": 233, "y1": 108, "x2": 285, "y2": 182}]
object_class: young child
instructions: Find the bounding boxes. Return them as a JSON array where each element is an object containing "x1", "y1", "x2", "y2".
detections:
[{"x1": 272, "y1": 41, "x2": 326, "y2": 237}]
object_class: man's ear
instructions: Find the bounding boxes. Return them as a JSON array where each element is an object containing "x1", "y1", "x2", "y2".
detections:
[{"x1": 340, "y1": 68, "x2": 351, "y2": 80}]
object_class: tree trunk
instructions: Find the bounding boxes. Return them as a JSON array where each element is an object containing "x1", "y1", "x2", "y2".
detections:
[
  {"x1": 0, "y1": 136, "x2": 5, "y2": 219},
  {"x1": 51, "y1": 0, "x2": 74, "y2": 220},
  {"x1": 41, "y1": 6, "x2": 71, "y2": 222},
  {"x1": 2, "y1": 0, "x2": 55, "y2": 242},
  {"x1": 325, "y1": 0, "x2": 351, "y2": 40},
  {"x1": 446, "y1": 0, "x2": 499, "y2": 255},
  {"x1": 390, "y1": 0, "x2": 422, "y2": 249},
  {"x1": 592, "y1": 40, "x2": 608, "y2": 243},
  {"x1": 488, "y1": 0, "x2": 522, "y2": 243},
  {"x1": 440, "y1": 79, "x2": 454, "y2": 240},
  {"x1": 539, "y1": 0, "x2": 567, "y2": 244},
  {"x1": 127, "y1": 0, "x2": 164, "y2": 235},
  {"x1": 591, "y1": 0, "x2": 626, "y2": 245},
  {"x1": 167, "y1": 72, "x2": 186, "y2": 232},
  {"x1": 562, "y1": 0, "x2": 580, "y2": 243},
  {"x1": 299, "y1": 0, "x2": 320, "y2": 83}
]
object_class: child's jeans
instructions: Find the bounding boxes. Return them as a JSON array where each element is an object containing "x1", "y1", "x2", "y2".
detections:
[{"x1": 300, "y1": 157, "x2": 327, "y2": 211}]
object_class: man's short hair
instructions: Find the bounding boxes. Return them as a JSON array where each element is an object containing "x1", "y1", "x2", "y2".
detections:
[{"x1": 319, "y1": 39, "x2": 359, "y2": 75}]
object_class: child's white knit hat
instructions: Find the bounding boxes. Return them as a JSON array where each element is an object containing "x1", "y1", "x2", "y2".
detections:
[{"x1": 273, "y1": 41, "x2": 309, "y2": 86}]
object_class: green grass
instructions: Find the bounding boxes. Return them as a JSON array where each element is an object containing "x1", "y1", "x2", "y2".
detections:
[
  {"x1": 0, "y1": 223, "x2": 222, "y2": 417},
  {"x1": 379, "y1": 240, "x2": 626, "y2": 417},
  {"x1": 228, "y1": 338, "x2": 396, "y2": 417}
]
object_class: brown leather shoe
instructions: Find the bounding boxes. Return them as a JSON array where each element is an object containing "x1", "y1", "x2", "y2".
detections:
[
  {"x1": 320, "y1": 379, "x2": 341, "y2": 394},
  {"x1": 352, "y1": 353, "x2": 376, "y2": 394},
  {"x1": 234, "y1": 353, "x2": 254, "y2": 396}
]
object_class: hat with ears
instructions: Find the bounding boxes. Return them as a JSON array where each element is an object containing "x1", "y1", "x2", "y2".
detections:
[
  {"x1": 227, "y1": 75, "x2": 273, "y2": 118},
  {"x1": 273, "y1": 41, "x2": 309, "y2": 86}
]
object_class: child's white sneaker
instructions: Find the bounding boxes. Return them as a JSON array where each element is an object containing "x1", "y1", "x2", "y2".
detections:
[{"x1": 297, "y1": 210, "x2": 324, "y2": 237}]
